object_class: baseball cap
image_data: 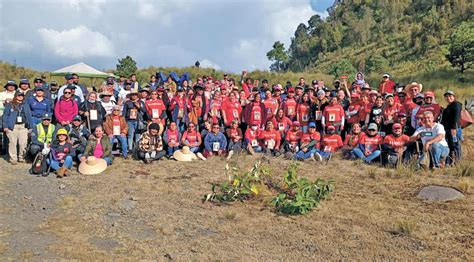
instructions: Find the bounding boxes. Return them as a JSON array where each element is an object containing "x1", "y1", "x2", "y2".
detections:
[
  {"x1": 308, "y1": 122, "x2": 316, "y2": 128},
  {"x1": 73, "y1": 115, "x2": 82, "y2": 121},
  {"x1": 34, "y1": 86, "x2": 45, "y2": 91},
  {"x1": 385, "y1": 93, "x2": 394, "y2": 99},
  {"x1": 368, "y1": 123, "x2": 378, "y2": 130},
  {"x1": 327, "y1": 125, "x2": 336, "y2": 130},
  {"x1": 65, "y1": 74, "x2": 74, "y2": 80},
  {"x1": 317, "y1": 90, "x2": 325, "y2": 97},
  {"x1": 443, "y1": 90, "x2": 455, "y2": 96},
  {"x1": 424, "y1": 91, "x2": 435, "y2": 98},
  {"x1": 392, "y1": 123, "x2": 402, "y2": 129},
  {"x1": 382, "y1": 73, "x2": 390, "y2": 78},
  {"x1": 311, "y1": 80, "x2": 318, "y2": 85},
  {"x1": 398, "y1": 112, "x2": 407, "y2": 118},
  {"x1": 19, "y1": 78, "x2": 30, "y2": 85},
  {"x1": 42, "y1": 113, "x2": 52, "y2": 120},
  {"x1": 287, "y1": 87, "x2": 295, "y2": 93},
  {"x1": 414, "y1": 93, "x2": 424, "y2": 99},
  {"x1": 292, "y1": 121, "x2": 300, "y2": 126}
]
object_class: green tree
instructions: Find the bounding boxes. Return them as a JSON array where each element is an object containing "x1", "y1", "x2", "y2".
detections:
[
  {"x1": 446, "y1": 22, "x2": 474, "y2": 74},
  {"x1": 116, "y1": 55, "x2": 137, "y2": 77},
  {"x1": 329, "y1": 59, "x2": 356, "y2": 79},
  {"x1": 366, "y1": 55, "x2": 389, "y2": 74},
  {"x1": 267, "y1": 41, "x2": 289, "y2": 72}
]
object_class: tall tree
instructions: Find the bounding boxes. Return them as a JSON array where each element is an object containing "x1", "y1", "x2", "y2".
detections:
[
  {"x1": 446, "y1": 22, "x2": 474, "y2": 74},
  {"x1": 116, "y1": 55, "x2": 137, "y2": 77},
  {"x1": 267, "y1": 41, "x2": 289, "y2": 72}
]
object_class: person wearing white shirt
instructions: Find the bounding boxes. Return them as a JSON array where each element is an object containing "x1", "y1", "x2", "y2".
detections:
[
  {"x1": 410, "y1": 111, "x2": 449, "y2": 168},
  {"x1": 57, "y1": 74, "x2": 85, "y2": 103}
]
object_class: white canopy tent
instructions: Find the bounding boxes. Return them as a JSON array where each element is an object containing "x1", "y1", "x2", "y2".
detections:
[{"x1": 51, "y1": 62, "x2": 115, "y2": 79}]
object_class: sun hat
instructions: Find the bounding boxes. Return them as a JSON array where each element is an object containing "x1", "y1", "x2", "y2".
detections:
[
  {"x1": 404, "y1": 82, "x2": 423, "y2": 93},
  {"x1": 79, "y1": 156, "x2": 107, "y2": 175},
  {"x1": 173, "y1": 146, "x2": 198, "y2": 162},
  {"x1": 4, "y1": 80, "x2": 17, "y2": 89},
  {"x1": 99, "y1": 92, "x2": 113, "y2": 98}
]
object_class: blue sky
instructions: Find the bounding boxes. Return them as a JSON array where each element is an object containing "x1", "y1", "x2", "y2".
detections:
[{"x1": 0, "y1": 0, "x2": 333, "y2": 73}]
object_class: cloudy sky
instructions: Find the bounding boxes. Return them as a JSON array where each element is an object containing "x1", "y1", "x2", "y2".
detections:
[{"x1": 0, "y1": 0, "x2": 332, "y2": 73}]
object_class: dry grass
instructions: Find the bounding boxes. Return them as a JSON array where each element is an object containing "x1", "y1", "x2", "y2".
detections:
[
  {"x1": 457, "y1": 179, "x2": 470, "y2": 194},
  {"x1": 395, "y1": 219, "x2": 419, "y2": 237}
]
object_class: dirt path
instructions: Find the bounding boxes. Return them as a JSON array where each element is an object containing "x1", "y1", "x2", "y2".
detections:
[{"x1": 0, "y1": 154, "x2": 472, "y2": 260}]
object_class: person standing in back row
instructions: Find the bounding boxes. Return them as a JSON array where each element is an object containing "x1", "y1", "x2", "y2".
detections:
[{"x1": 440, "y1": 90, "x2": 462, "y2": 164}]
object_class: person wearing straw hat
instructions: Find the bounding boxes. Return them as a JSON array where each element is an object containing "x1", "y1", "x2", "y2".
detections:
[
  {"x1": 99, "y1": 91, "x2": 116, "y2": 116},
  {"x1": 404, "y1": 82, "x2": 422, "y2": 99},
  {"x1": 48, "y1": 128, "x2": 74, "y2": 178},
  {"x1": 137, "y1": 122, "x2": 166, "y2": 164},
  {"x1": 80, "y1": 125, "x2": 113, "y2": 165}
]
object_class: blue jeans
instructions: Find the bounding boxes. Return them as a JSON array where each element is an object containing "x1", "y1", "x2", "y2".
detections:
[
  {"x1": 295, "y1": 149, "x2": 313, "y2": 160},
  {"x1": 176, "y1": 118, "x2": 186, "y2": 133},
  {"x1": 167, "y1": 146, "x2": 180, "y2": 156},
  {"x1": 352, "y1": 148, "x2": 381, "y2": 163},
  {"x1": 47, "y1": 155, "x2": 73, "y2": 171},
  {"x1": 110, "y1": 135, "x2": 128, "y2": 157},
  {"x1": 127, "y1": 121, "x2": 139, "y2": 151},
  {"x1": 228, "y1": 140, "x2": 242, "y2": 152},
  {"x1": 189, "y1": 146, "x2": 200, "y2": 153},
  {"x1": 427, "y1": 142, "x2": 449, "y2": 167}
]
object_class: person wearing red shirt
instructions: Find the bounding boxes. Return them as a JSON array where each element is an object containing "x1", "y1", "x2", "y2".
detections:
[
  {"x1": 345, "y1": 93, "x2": 361, "y2": 134},
  {"x1": 398, "y1": 91, "x2": 417, "y2": 118},
  {"x1": 244, "y1": 122, "x2": 262, "y2": 154},
  {"x1": 145, "y1": 89, "x2": 167, "y2": 125},
  {"x1": 181, "y1": 123, "x2": 202, "y2": 154},
  {"x1": 281, "y1": 87, "x2": 298, "y2": 120},
  {"x1": 322, "y1": 96, "x2": 345, "y2": 133},
  {"x1": 357, "y1": 94, "x2": 371, "y2": 127},
  {"x1": 382, "y1": 123, "x2": 410, "y2": 166},
  {"x1": 296, "y1": 93, "x2": 312, "y2": 132},
  {"x1": 169, "y1": 88, "x2": 188, "y2": 132},
  {"x1": 382, "y1": 93, "x2": 406, "y2": 134},
  {"x1": 221, "y1": 92, "x2": 242, "y2": 128},
  {"x1": 318, "y1": 125, "x2": 343, "y2": 161},
  {"x1": 263, "y1": 90, "x2": 279, "y2": 121},
  {"x1": 283, "y1": 121, "x2": 303, "y2": 155},
  {"x1": 295, "y1": 122, "x2": 321, "y2": 161},
  {"x1": 342, "y1": 123, "x2": 365, "y2": 159},
  {"x1": 271, "y1": 109, "x2": 293, "y2": 139},
  {"x1": 208, "y1": 91, "x2": 223, "y2": 125},
  {"x1": 225, "y1": 119, "x2": 243, "y2": 159},
  {"x1": 243, "y1": 94, "x2": 267, "y2": 129},
  {"x1": 352, "y1": 123, "x2": 383, "y2": 164},
  {"x1": 259, "y1": 121, "x2": 282, "y2": 156},
  {"x1": 415, "y1": 91, "x2": 441, "y2": 121},
  {"x1": 163, "y1": 121, "x2": 182, "y2": 157},
  {"x1": 378, "y1": 73, "x2": 396, "y2": 95}
]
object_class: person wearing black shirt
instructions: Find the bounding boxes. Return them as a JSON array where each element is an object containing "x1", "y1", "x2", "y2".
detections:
[{"x1": 441, "y1": 90, "x2": 462, "y2": 163}]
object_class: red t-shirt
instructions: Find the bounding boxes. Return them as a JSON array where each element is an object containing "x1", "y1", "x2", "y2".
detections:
[
  {"x1": 182, "y1": 130, "x2": 200, "y2": 147},
  {"x1": 383, "y1": 103, "x2": 405, "y2": 122},
  {"x1": 259, "y1": 129, "x2": 281, "y2": 149},
  {"x1": 358, "y1": 101, "x2": 372, "y2": 122},
  {"x1": 344, "y1": 132, "x2": 365, "y2": 147},
  {"x1": 384, "y1": 134, "x2": 410, "y2": 149},
  {"x1": 263, "y1": 98, "x2": 279, "y2": 120},
  {"x1": 416, "y1": 104, "x2": 441, "y2": 120},
  {"x1": 346, "y1": 103, "x2": 361, "y2": 124},
  {"x1": 321, "y1": 134, "x2": 343, "y2": 152},
  {"x1": 359, "y1": 134, "x2": 383, "y2": 153},
  {"x1": 301, "y1": 132, "x2": 321, "y2": 148},
  {"x1": 285, "y1": 129, "x2": 303, "y2": 144},
  {"x1": 297, "y1": 103, "x2": 311, "y2": 126},
  {"x1": 323, "y1": 104, "x2": 344, "y2": 124},
  {"x1": 245, "y1": 128, "x2": 260, "y2": 146},
  {"x1": 145, "y1": 99, "x2": 166, "y2": 121},
  {"x1": 166, "y1": 129, "x2": 180, "y2": 145},
  {"x1": 283, "y1": 98, "x2": 297, "y2": 118},
  {"x1": 222, "y1": 100, "x2": 242, "y2": 126}
]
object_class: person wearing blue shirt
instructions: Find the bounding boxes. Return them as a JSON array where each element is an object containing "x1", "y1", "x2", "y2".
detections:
[
  {"x1": 203, "y1": 123, "x2": 227, "y2": 158},
  {"x1": 27, "y1": 86, "x2": 52, "y2": 126}
]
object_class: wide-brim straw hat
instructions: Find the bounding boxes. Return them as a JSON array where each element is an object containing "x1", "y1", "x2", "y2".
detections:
[
  {"x1": 79, "y1": 156, "x2": 108, "y2": 175},
  {"x1": 404, "y1": 82, "x2": 423, "y2": 93},
  {"x1": 173, "y1": 146, "x2": 197, "y2": 162}
]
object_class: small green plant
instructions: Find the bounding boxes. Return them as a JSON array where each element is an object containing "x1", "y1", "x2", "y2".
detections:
[
  {"x1": 396, "y1": 219, "x2": 418, "y2": 236},
  {"x1": 203, "y1": 162, "x2": 269, "y2": 203},
  {"x1": 269, "y1": 163, "x2": 334, "y2": 215}
]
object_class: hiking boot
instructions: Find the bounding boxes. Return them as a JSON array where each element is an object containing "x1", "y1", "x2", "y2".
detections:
[{"x1": 56, "y1": 167, "x2": 67, "y2": 178}]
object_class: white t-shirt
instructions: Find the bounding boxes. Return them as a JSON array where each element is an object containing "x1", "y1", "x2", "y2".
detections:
[{"x1": 413, "y1": 123, "x2": 448, "y2": 147}]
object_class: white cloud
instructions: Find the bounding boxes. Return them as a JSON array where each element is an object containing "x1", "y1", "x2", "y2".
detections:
[
  {"x1": 137, "y1": 0, "x2": 193, "y2": 26},
  {"x1": 199, "y1": 59, "x2": 221, "y2": 70},
  {"x1": 5, "y1": 40, "x2": 33, "y2": 52},
  {"x1": 38, "y1": 26, "x2": 115, "y2": 58},
  {"x1": 60, "y1": 0, "x2": 107, "y2": 16}
]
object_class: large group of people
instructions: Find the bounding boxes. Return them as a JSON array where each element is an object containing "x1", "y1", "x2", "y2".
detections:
[{"x1": 0, "y1": 70, "x2": 465, "y2": 176}]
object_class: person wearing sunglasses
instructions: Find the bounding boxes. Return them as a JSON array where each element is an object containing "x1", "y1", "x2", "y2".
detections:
[
  {"x1": 54, "y1": 85, "x2": 79, "y2": 128},
  {"x1": 203, "y1": 123, "x2": 227, "y2": 158}
]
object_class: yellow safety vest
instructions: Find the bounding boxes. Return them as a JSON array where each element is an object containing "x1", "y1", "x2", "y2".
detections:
[{"x1": 36, "y1": 123, "x2": 55, "y2": 144}]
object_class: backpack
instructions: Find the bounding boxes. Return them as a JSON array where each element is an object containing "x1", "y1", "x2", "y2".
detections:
[{"x1": 29, "y1": 153, "x2": 49, "y2": 176}]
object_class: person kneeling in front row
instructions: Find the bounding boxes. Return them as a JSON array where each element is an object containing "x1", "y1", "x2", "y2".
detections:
[{"x1": 80, "y1": 126, "x2": 113, "y2": 166}]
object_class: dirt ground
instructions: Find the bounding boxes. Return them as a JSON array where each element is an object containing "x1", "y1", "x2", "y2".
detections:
[{"x1": 0, "y1": 138, "x2": 473, "y2": 260}]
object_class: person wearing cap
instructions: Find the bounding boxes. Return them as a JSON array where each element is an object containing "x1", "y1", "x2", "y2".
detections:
[
  {"x1": 257, "y1": 79, "x2": 270, "y2": 100},
  {"x1": 281, "y1": 87, "x2": 297, "y2": 120},
  {"x1": 80, "y1": 125, "x2": 113, "y2": 166},
  {"x1": 104, "y1": 105, "x2": 128, "y2": 159},
  {"x1": 48, "y1": 128, "x2": 74, "y2": 177},
  {"x1": 382, "y1": 93, "x2": 405, "y2": 135},
  {"x1": 409, "y1": 111, "x2": 449, "y2": 169},
  {"x1": 17, "y1": 78, "x2": 34, "y2": 99},
  {"x1": 410, "y1": 93, "x2": 426, "y2": 129},
  {"x1": 259, "y1": 121, "x2": 281, "y2": 156},
  {"x1": 311, "y1": 80, "x2": 318, "y2": 90},
  {"x1": 295, "y1": 122, "x2": 321, "y2": 161},
  {"x1": 378, "y1": 73, "x2": 395, "y2": 95},
  {"x1": 2, "y1": 92, "x2": 32, "y2": 164},
  {"x1": 27, "y1": 85, "x2": 53, "y2": 126},
  {"x1": 58, "y1": 74, "x2": 84, "y2": 103},
  {"x1": 244, "y1": 122, "x2": 262, "y2": 155},
  {"x1": 296, "y1": 92, "x2": 312, "y2": 132},
  {"x1": 79, "y1": 92, "x2": 106, "y2": 131},
  {"x1": 203, "y1": 122, "x2": 227, "y2": 158},
  {"x1": 99, "y1": 92, "x2": 116, "y2": 116},
  {"x1": 139, "y1": 86, "x2": 150, "y2": 102},
  {"x1": 163, "y1": 122, "x2": 182, "y2": 158},
  {"x1": 66, "y1": 115, "x2": 91, "y2": 157},
  {"x1": 282, "y1": 121, "x2": 303, "y2": 157},
  {"x1": 123, "y1": 89, "x2": 147, "y2": 152},
  {"x1": 441, "y1": 90, "x2": 463, "y2": 164},
  {"x1": 318, "y1": 125, "x2": 343, "y2": 161},
  {"x1": 137, "y1": 122, "x2": 165, "y2": 164},
  {"x1": 322, "y1": 96, "x2": 345, "y2": 133},
  {"x1": 294, "y1": 85, "x2": 304, "y2": 100},
  {"x1": 29, "y1": 113, "x2": 56, "y2": 157},
  {"x1": 415, "y1": 91, "x2": 441, "y2": 122},
  {"x1": 54, "y1": 86, "x2": 79, "y2": 128},
  {"x1": 243, "y1": 94, "x2": 267, "y2": 129},
  {"x1": 352, "y1": 123, "x2": 383, "y2": 164},
  {"x1": 382, "y1": 123, "x2": 410, "y2": 166},
  {"x1": 33, "y1": 77, "x2": 46, "y2": 92},
  {"x1": 71, "y1": 74, "x2": 89, "y2": 98}
]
